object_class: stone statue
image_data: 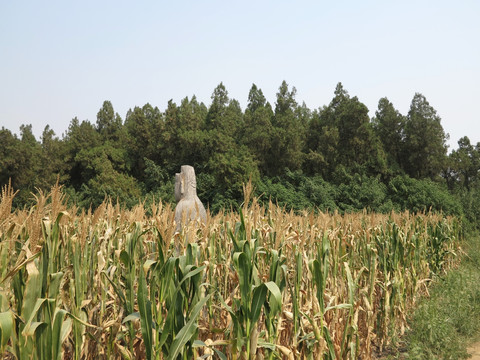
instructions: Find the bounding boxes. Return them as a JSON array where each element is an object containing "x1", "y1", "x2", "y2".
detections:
[{"x1": 174, "y1": 165, "x2": 207, "y2": 229}]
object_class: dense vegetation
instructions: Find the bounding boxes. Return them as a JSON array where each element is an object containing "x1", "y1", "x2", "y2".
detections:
[
  {"x1": 1, "y1": 81, "x2": 479, "y2": 223},
  {"x1": 0, "y1": 184, "x2": 461, "y2": 359}
]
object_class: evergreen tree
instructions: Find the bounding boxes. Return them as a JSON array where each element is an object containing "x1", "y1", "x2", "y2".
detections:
[
  {"x1": 64, "y1": 118, "x2": 102, "y2": 188},
  {"x1": 0, "y1": 125, "x2": 43, "y2": 204},
  {"x1": 308, "y1": 83, "x2": 386, "y2": 180},
  {"x1": 449, "y1": 136, "x2": 480, "y2": 190},
  {"x1": 403, "y1": 93, "x2": 448, "y2": 179},
  {"x1": 304, "y1": 107, "x2": 339, "y2": 177},
  {"x1": 202, "y1": 84, "x2": 259, "y2": 206},
  {"x1": 270, "y1": 81, "x2": 304, "y2": 175},
  {"x1": 38, "y1": 125, "x2": 68, "y2": 188},
  {"x1": 0, "y1": 127, "x2": 21, "y2": 187},
  {"x1": 205, "y1": 83, "x2": 229, "y2": 131},
  {"x1": 96, "y1": 100, "x2": 124, "y2": 141},
  {"x1": 124, "y1": 103, "x2": 164, "y2": 179},
  {"x1": 65, "y1": 107, "x2": 140, "y2": 207},
  {"x1": 242, "y1": 84, "x2": 274, "y2": 174},
  {"x1": 17, "y1": 125, "x2": 42, "y2": 191},
  {"x1": 162, "y1": 97, "x2": 208, "y2": 172},
  {"x1": 372, "y1": 97, "x2": 406, "y2": 176}
]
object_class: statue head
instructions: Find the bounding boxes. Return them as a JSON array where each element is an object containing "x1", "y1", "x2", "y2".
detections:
[{"x1": 175, "y1": 165, "x2": 197, "y2": 202}]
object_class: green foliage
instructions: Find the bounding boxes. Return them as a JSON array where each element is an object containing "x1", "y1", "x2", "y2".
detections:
[
  {"x1": 256, "y1": 171, "x2": 465, "y2": 217},
  {"x1": 270, "y1": 81, "x2": 305, "y2": 174},
  {"x1": 141, "y1": 159, "x2": 176, "y2": 210},
  {"x1": 388, "y1": 175, "x2": 461, "y2": 215},
  {"x1": 222, "y1": 211, "x2": 284, "y2": 358},
  {"x1": 448, "y1": 136, "x2": 480, "y2": 191},
  {"x1": 403, "y1": 93, "x2": 449, "y2": 179},
  {"x1": 64, "y1": 118, "x2": 102, "y2": 188},
  {"x1": 242, "y1": 84, "x2": 275, "y2": 175},
  {"x1": 337, "y1": 174, "x2": 391, "y2": 213},
  {"x1": 306, "y1": 83, "x2": 387, "y2": 179},
  {"x1": 256, "y1": 171, "x2": 337, "y2": 212},
  {"x1": 39, "y1": 125, "x2": 69, "y2": 188},
  {"x1": 372, "y1": 97, "x2": 406, "y2": 176},
  {"x1": 454, "y1": 187, "x2": 480, "y2": 231},
  {"x1": 96, "y1": 100, "x2": 124, "y2": 142},
  {"x1": 161, "y1": 97, "x2": 208, "y2": 174},
  {"x1": 124, "y1": 103, "x2": 164, "y2": 179}
]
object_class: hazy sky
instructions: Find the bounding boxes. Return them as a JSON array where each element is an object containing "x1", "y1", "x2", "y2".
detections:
[{"x1": 1, "y1": 1, "x2": 478, "y2": 150}]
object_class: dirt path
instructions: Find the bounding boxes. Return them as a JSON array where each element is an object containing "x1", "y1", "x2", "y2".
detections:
[{"x1": 468, "y1": 342, "x2": 480, "y2": 359}]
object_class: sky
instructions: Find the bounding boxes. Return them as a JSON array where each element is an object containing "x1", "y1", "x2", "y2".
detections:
[{"x1": 1, "y1": 1, "x2": 479, "y2": 150}]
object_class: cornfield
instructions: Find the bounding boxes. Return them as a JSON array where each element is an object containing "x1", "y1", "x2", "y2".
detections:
[{"x1": 0, "y1": 181, "x2": 461, "y2": 359}]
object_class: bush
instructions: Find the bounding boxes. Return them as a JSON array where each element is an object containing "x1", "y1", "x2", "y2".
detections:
[
  {"x1": 256, "y1": 171, "x2": 338, "y2": 212},
  {"x1": 387, "y1": 175, "x2": 462, "y2": 215},
  {"x1": 336, "y1": 174, "x2": 390, "y2": 212}
]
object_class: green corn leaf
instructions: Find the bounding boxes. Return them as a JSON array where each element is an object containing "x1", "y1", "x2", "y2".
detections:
[
  {"x1": 312, "y1": 259, "x2": 325, "y2": 313},
  {"x1": 158, "y1": 290, "x2": 178, "y2": 349},
  {"x1": 213, "y1": 348, "x2": 228, "y2": 360},
  {"x1": 323, "y1": 325, "x2": 336, "y2": 360},
  {"x1": 233, "y1": 252, "x2": 250, "y2": 302},
  {"x1": 52, "y1": 308, "x2": 71, "y2": 360},
  {"x1": 256, "y1": 339, "x2": 277, "y2": 350},
  {"x1": 301, "y1": 311, "x2": 322, "y2": 342},
  {"x1": 23, "y1": 298, "x2": 48, "y2": 335},
  {"x1": 20, "y1": 255, "x2": 42, "y2": 324},
  {"x1": 122, "y1": 312, "x2": 140, "y2": 324},
  {"x1": 166, "y1": 293, "x2": 211, "y2": 360},
  {"x1": 178, "y1": 265, "x2": 206, "y2": 287},
  {"x1": 0, "y1": 251, "x2": 40, "y2": 284},
  {"x1": 344, "y1": 262, "x2": 355, "y2": 306},
  {"x1": 116, "y1": 342, "x2": 134, "y2": 360},
  {"x1": 23, "y1": 321, "x2": 47, "y2": 337},
  {"x1": 0, "y1": 310, "x2": 14, "y2": 349},
  {"x1": 66, "y1": 311, "x2": 98, "y2": 329},
  {"x1": 61, "y1": 317, "x2": 72, "y2": 345},
  {"x1": 192, "y1": 339, "x2": 207, "y2": 347},
  {"x1": 48, "y1": 272, "x2": 64, "y2": 299},
  {"x1": 264, "y1": 281, "x2": 282, "y2": 315},
  {"x1": 143, "y1": 259, "x2": 157, "y2": 274},
  {"x1": 138, "y1": 263, "x2": 153, "y2": 360},
  {"x1": 119, "y1": 250, "x2": 130, "y2": 268},
  {"x1": 250, "y1": 283, "x2": 267, "y2": 327},
  {"x1": 217, "y1": 292, "x2": 240, "y2": 331}
]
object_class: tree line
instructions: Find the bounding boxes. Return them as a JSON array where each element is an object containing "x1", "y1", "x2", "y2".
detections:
[{"x1": 1, "y1": 81, "x2": 479, "y2": 223}]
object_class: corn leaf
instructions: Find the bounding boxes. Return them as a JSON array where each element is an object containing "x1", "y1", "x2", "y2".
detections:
[
  {"x1": 166, "y1": 293, "x2": 211, "y2": 360},
  {"x1": 265, "y1": 281, "x2": 282, "y2": 315},
  {"x1": 138, "y1": 262, "x2": 153, "y2": 360},
  {"x1": 52, "y1": 308, "x2": 71, "y2": 360},
  {"x1": 0, "y1": 310, "x2": 13, "y2": 349},
  {"x1": 250, "y1": 283, "x2": 267, "y2": 327}
]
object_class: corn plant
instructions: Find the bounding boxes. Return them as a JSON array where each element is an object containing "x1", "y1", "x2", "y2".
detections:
[
  {"x1": 0, "y1": 182, "x2": 462, "y2": 359},
  {"x1": 220, "y1": 210, "x2": 283, "y2": 359}
]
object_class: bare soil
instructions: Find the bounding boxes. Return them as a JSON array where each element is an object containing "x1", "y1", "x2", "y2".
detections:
[{"x1": 469, "y1": 342, "x2": 480, "y2": 359}]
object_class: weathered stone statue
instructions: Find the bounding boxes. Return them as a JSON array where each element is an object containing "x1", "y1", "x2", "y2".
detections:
[{"x1": 174, "y1": 165, "x2": 207, "y2": 229}]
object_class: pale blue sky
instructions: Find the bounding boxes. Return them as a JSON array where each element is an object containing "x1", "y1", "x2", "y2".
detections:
[{"x1": 1, "y1": 1, "x2": 478, "y2": 150}]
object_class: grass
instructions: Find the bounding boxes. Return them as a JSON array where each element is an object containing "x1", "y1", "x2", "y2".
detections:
[{"x1": 381, "y1": 234, "x2": 480, "y2": 359}]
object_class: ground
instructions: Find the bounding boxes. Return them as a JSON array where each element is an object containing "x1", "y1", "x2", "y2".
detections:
[{"x1": 469, "y1": 342, "x2": 480, "y2": 359}]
